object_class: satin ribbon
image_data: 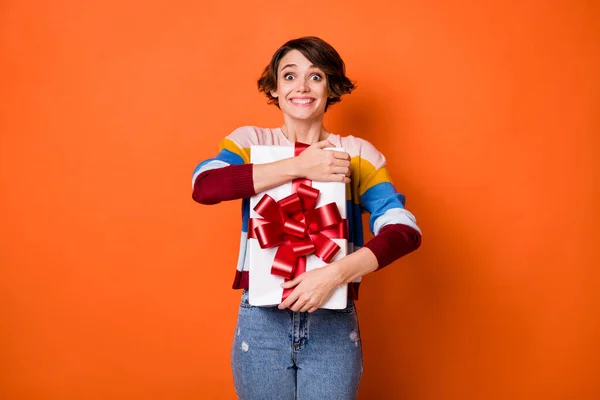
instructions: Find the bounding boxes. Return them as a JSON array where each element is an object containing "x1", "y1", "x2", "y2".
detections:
[{"x1": 248, "y1": 143, "x2": 348, "y2": 297}]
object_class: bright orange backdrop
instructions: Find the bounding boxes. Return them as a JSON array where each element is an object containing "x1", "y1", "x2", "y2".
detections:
[{"x1": 1, "y1": 0, "x2": 598, "y2": 399}]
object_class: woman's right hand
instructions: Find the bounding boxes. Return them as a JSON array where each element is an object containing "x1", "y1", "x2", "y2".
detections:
[{"x1": 293, "y1": 140, "x2": 351, "y2": 184}]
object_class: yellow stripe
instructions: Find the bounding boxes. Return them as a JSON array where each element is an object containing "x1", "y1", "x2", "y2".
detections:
[
  {"x1": 349, "y1": 156, "x2": 394, "y2": 202},
  {"x1": 361, "y1": 166, "x2": 393, "y2": 196},
  {"x1": 345, "y1": 179, "x2": 352, "y2": 201},
  {"x1": 218, "y1": 138, "x2": 250, "y2": 164}
]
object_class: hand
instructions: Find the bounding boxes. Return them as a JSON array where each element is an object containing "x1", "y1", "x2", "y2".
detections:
[
  {"x1": 293, "y1": 140, "x2": 351, "y2": 183},
  {"x1": 277, "y1": 264, "x2": 342, "y2": 313}
]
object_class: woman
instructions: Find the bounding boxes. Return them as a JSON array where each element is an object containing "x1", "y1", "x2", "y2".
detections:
[{"x1": 192, "y1": 37, "x2": 422, "y2": 399}]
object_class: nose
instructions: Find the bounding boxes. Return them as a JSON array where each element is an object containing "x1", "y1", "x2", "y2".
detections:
[{"x1": 296, "y1": 78, "x2": 310, "y2": 93}]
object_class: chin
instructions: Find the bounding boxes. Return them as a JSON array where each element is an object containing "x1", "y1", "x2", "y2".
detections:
[
  {"x1": 287, "y1": 113, "x2": 323, "y2": 121},
  {"x1": 283, "y1": 107, "x2": 326, "y2": 120}
]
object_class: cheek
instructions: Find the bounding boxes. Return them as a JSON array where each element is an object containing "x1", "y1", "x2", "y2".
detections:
[
  {"x1": 315, "y1": 83, "x2": 329, "y2": 99},
  {"x1": 277, "y1": 83, "x2": 293, "y2": 97}
]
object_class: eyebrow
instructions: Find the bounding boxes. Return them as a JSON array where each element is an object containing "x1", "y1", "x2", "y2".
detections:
[{"x1": 280, "y1": 63, "x2": 319, "y2": 71}]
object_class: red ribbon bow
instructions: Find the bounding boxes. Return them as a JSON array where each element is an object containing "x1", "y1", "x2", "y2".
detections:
[{"x1": 248, "y1": 184, "x2": 347, "y2": 280}]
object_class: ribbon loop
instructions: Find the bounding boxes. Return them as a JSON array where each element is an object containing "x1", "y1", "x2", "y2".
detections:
[
  {"x1": 290, "y1": 237, "x2": 316, "y2": 257},
  {"x1": 254, "y1": 195, "x2": 283, "y2": 223},
  {"x1": 271, "y1": 245, "x2": 297, "y2": 278},
  {"x1": 313, "y1": 202, "x2": 342, "y2": 230},
  {"x1": 279, "y1": 193, "x2": 303, "y2": 214},
  {"x1": 282, "y1": 219, "x2": 306, "y2": 238},
  {"x1": 310, "y1": 232, "x2": 341, "y2": 263},
  {"x1": 296, "y1": 184, "x2": 319, "y2": 211},
  {"x1": 254, "y1": 222, "x2": 285, "y2": 249}
]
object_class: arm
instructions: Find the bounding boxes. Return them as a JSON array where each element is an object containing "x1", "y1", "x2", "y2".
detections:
[
  {"x1": 192, "y1": 164, "x2": 255, "y2": 205},
  {"x1": 278, "y1": 140, "x2": 422, "y2": 312},
  {"x1": 279, "y1": 223, "x2": 422, "y2": 312},
  {"x1": 193, "y1": 158, "x2": 301, "y2": 204},
  {"x1": 331, "y1": 223, "x2": 422, "y2": 285},
  {"x1": 253, "y1": 157, "x2": 299, "y2": 193},
  {"x1": 193, "y1": 139, "x2": 350, "y2": 204}
]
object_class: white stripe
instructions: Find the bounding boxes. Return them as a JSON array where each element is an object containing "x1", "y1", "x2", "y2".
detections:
[
  {"x1": 241, "y1": 237, "x2": 251, "y2": 272},
  {"x1": 237, "y1": 231, "x2": 248, "y2": 272},
  {"x1": 191, "y1": 160, "x2": 230, "y2": 188},
  {"x1": 373, "y1": 208, "x2": 421, "y2": 236}
]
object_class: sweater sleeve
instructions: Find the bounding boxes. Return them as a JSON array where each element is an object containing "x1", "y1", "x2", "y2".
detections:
[
  {"x1": 357, "y1": 139, "x2": 422, "y2": 270},
  {"x1": 363, "y1": 224, "x2": 422, "y2": 270},
  {"x1": 191, "y1": 127, "x2": 255, "y2": 205},
  {"x1": 193, "y1": 164, "x2": 256, "y2": 204}
]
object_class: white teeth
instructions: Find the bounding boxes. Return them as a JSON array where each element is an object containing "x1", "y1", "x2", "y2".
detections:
[{"x1": 291, "y1": 98, "x2": 314, "y2": 105}]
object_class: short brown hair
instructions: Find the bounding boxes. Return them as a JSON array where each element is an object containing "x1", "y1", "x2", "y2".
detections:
[{"x1": 257, "y1": 37, "x2": 356, "y2": 110}]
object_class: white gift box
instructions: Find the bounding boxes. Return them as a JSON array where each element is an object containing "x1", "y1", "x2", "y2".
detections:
[{"x1": 248, "y1": 145, "x2": 348, "y2": 309}]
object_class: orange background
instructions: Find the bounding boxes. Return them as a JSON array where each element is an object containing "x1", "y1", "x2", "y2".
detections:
[{"x1": 1, "y1": 0, "x2": 598, "y2": 399}]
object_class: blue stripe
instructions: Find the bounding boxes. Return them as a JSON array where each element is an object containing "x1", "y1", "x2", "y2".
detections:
[
  {"x1": 193, "y1": 149, "x2": 245, "y2": 176},
  {"x1": 192, "y1": 159, "x2": 225, "y2": 176},
  {"x1": 360, "y1": 182, "x2": 406, "y2": 234},
  {"x1": 241, "y1": 198, "x2": 250, "y2": 233},
  {"x1": 346, "y1": 200, "x2": 365, "y2": 247},
  {"x1": 215, "y1": 149, "x2": 245, "y2": 165}
]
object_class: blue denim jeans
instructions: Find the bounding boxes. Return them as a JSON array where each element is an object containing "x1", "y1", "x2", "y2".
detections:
[{"x1": 231, "y1": 289, "x2": 363, "y2": 399}]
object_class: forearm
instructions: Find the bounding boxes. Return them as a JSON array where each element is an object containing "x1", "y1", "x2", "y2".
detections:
[
  {"x1": 193, "y1": 157, "x2": 301, "y2": 205},
  {"x1": 330, "y1": 224, "x2": 422, "y2": 285},
  {"x1": 330, "y1": 247, "x2": 379, "y2": 285},
  {"x1": 364, "y1": 224, "x2": 422, "y2": 269},
  {"x1": 192, "y1": 164, "x2": 255, "y2": 204},
  {"x1": 253, "y1": 157, "x2": 299, "y2": 193}
]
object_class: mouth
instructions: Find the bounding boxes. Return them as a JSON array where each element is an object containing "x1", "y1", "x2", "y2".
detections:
[{"x1": 289, "y1": 97, "x2": 315, "y2": 107}]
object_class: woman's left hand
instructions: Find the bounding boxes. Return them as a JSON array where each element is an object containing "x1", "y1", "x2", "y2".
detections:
[{"x1": 277, "y1": 264, "x2": 342, "y2": 313}]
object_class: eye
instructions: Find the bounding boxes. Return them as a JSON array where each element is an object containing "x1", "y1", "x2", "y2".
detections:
[
  {"x1": 284, "y1": 73, "x2": 295, "y2": 80},
  {"x1": 310, "y1": 73, "x2": 323, "y2": 81}
]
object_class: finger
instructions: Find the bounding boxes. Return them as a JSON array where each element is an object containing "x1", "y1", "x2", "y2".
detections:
[
  {"x1": 290, "y1": 297, "x2": 307, "y2": 312},
  {"x1": 331, "y1": 166, "x2": 350, "y2": 175},
  {"x1": 300, "y1": 302, "x2": 313, "y2": 313},
  {"x1": 308, "y1": 306, "x2": 319, "y2": 313},
  {"x1": 280, "y1": 274, "x2": 302, "y2": 289},
  {"x1": 278, "y1": 290, "x2": 300, "y2": 310},
  {"x1": 333, "y1": 159, "x2": 351, "y2": 168},
  {"x1": 280, "y1": 280, "x2": 295, "y2": 289},
  {"x1": 332, "y1": 151, "x2": 351, "y2": 160},
  {"x1": 328, "y1": 174, "x2": 350, "y2": 183},
  {"x1": 314, "y1": 140, "x2": 334, "y2": 149}
]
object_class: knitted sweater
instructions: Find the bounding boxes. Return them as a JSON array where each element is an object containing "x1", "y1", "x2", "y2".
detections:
[{"x1": 192, "y1": 126, "x2": 422, "y2": 299}]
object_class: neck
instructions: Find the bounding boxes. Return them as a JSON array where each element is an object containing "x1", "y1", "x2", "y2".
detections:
[{"x1": 280, "y1": 115, "x2": 329, "y2": 144}]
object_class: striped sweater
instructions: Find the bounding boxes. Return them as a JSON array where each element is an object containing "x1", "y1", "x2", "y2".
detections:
[{"x1": 192, "y1": 126, "x2": 422, "y2": 299}]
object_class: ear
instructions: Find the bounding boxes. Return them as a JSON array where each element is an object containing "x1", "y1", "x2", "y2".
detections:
[{"x1": 270, "y1": 90, "x2": 278, "y2": 98}]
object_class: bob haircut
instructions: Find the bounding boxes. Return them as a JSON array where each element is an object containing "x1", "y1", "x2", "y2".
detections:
[{"x1": 257, "y1": 36, "x2": 355, "y2": 110}]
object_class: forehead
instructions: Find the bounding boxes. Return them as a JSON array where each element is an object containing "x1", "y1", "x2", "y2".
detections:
[{"x1": 278, "y1": 49, "x2": 319, "y2": 71}]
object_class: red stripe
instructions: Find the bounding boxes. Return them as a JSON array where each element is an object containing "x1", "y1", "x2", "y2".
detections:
[
  {"x1": 193, "y1": 164, "x2": 255, "y2": 205},
  {"x1": 364, "y1": 224, "x2": 422, "y2": 270}
]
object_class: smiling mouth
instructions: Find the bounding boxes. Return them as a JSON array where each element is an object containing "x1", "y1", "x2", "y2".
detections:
[{"x1": 290, "y1": 98, "x2": 315, "y2": 106}]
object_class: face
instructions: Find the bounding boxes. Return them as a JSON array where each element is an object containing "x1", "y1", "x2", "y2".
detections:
[{"x1": 270, "y1": 49, "x2": 329, "y2": 121}]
